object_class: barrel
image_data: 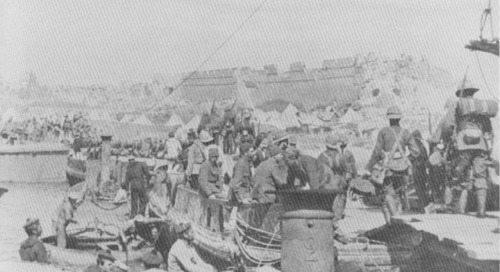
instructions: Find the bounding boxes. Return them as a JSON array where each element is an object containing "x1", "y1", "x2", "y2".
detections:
[{"x1": 277, "y1": 190, "x2": 337, "y2": 272}]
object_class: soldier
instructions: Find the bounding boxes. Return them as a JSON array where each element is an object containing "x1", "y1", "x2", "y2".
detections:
[
  {"x1": 318, "y1": 134, "x2": 356, "y2": 225},
  {"x1": 125, "y1": 152, "x2": 154, "y2": 219},
  {"x1": 273, "y1": 131, "x2": 289, "y2": 151},
  {"x1": 198, "y1": 148, "x2": 226, "y2": 199},
  {"x1": 253, "y1": 138, "x2": 271, "y2": 168},
  {"x1": 230, "y1": 143, "x2": 254, "y2": 204},
  {"x1": 239, "y1": 109, "x2": 255, "y2": 136},
  {"x1": 165, "y1": 131, "x2": 182, "y2": 171},
  {"x1": 411, "y1": 130, "x2": 430, "y2": 212},
  {"x1": 52, "y1": 191, "x2": 80, "y2": 248},
  {"x1": 448, "y1": 81, "x2": 494, "y2": 218},
  {"x1": 186, "y1": 130, "x2": 213, "y2": 190},
  {"x1": 253, "y1": 145, "x2": 290, "y2": 204},
  {"x1": 365, "y1": 106, "x2": 419, "y2": 224},
  {"x1": 239, "y1": 128, "x2": 255, "y2": 146},
  {"x1": 19, "y1": 218, "x2": 48, "y2": 263},
  {"x1": 167, "y1": 222, "x2": 217, "y2": 272},
  {"x1": 288, "y1": 135, "x2": 298, "y2": 149}
]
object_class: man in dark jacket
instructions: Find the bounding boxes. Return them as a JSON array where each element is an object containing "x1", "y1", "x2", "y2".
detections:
[
  {"x1": 198, "y1": 148, "x2": 225, "y2": 199},
  {"x1": 19, "y1": 218, "x2": 48, "y2": 263},
  {"x1": 411, "y1": 130, "x2": 430, "y2": 211},
  {"x1": 230, "y1": 143, "x2": 254, "y2": 203},
  {"x1": 125, "y1": 153, "x2": 153, "y2": 219}
]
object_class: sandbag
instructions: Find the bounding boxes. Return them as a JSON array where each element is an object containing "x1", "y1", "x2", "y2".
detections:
[{"x1": 457, "y1": 98, "x2": 498, "y2": 117}]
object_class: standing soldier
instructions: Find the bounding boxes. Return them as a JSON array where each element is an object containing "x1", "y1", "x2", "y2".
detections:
[
  {"x1": 448, "y1": 81, "x2": 495, "y2": 218},
  {"x1": 19, "y1": 218, "x2": 49, "y2": 263},
  {"x1": 411, "y1": 129, "x2": 430, "y2": 212},
  {"x1": 318, "y1": 134, "x2": 357, "y2": 225},
  {"x1": 198, "y1": 148, "x2": 226, "y2": 200},
  {"x1": 239, "y1": 128, "x2": 255, "y2": 146},
  {"x1": 365, "y1": 106, "x2": 419, "y2": 224},
  {"x1": 165, "y1": 131, "x2": 182, "y2": 172},
  {"x1": 125, "y1": 152, "x2": 153, "y2": 219},
  {"x1": 186, "y1": 130, "x2": 213, "y2": 190},
  {"x1": 230, "y1": 143, "x2": 254, "y2": 204},
  {"x1": 52, "y1": 192, "x2": 79, "y2": 248}
]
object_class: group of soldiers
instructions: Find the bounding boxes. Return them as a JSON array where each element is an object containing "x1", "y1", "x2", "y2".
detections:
[{"x1": 1, "y1": 113, "x2": 94, "y2": 146}]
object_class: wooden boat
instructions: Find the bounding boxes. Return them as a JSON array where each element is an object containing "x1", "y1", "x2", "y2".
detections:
[{"x1": 144, "y1": 177, "x2": 420, "y2": 271}]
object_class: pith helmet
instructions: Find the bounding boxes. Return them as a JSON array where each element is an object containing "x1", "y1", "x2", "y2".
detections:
[
  {"x1": 325, "y1": 134, "x2": 341, "y2": 149},
  {"x1": 386, "y1": 106, "x2": 402, "y2": 119},
  {"x1": 199, "y1": 130, "x2": 214, "y2": 143},
  {"x1": 455, "y1": 80, "x2": 479, "y2": 97}
]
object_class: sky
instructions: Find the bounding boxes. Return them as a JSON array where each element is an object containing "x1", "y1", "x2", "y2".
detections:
[{"x1": 0, "y1": 0, "x2": 498, "y2": 95}]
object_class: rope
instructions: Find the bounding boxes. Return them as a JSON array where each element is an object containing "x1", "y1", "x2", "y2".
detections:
[
  {"x1": 257, "y1": 223, "x2": 280, "y2": 267},
  {"x1": 146, "y1": 0, "x2": 271, "y2": 114}
]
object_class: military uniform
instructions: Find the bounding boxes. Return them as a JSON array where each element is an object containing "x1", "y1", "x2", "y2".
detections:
[
  {"x1": 253, "y1": 148, "x2": 289, "y2": 204},
  {"x1": 19, "y1": 218, "x2": 48, "y2": 264},
  {"x1": 443, "y1": 82, "x2": 494, "y2": 217},
  {"x1": 52, "y1": 196, "x2": 76, "y2": 248},
  {"x1": 230, "y1": 154, "x2": 253, "y2": 203},
  {"x1": 125, "y1": 159, "x2": 152, "y2": 219},
  {"x1": 198, "y1": 160, "x2": 223, "y2": 198},
  {"x1": 186, "y1": 140, "x2": 207, "y2": 190},
  {"x1": 367, "y1": 107, "x2": 419, "y2": 223},
  {"x1": 318, "y1": 135, "x2": 357, "y2": 223}
]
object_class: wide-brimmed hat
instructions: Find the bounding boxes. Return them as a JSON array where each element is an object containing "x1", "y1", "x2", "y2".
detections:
[
  {"x1": 273, "y1": 131, "x2": 289, "y2": 144},
  {"x1": 455, "y1": 80, "x2": 479, "y2": 97},
  {"x1": 411, "y1": 130, "x2": 423, "y2": 140},
  {"x1": 142, "y1": 249, "x2": 164, "y2": 265},
  {"x1": 175, "y1": 222, "x2": 192, "y2": 235},
  {"x1": 23, "y1": 218, "x2": 40, "y2": 229},
  {"x1": 199, "y1": 130, "x2": 214, "y2": 143}
]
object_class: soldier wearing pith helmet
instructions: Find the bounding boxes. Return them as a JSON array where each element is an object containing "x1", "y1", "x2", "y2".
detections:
[{"x1": 365, "y1": 106, "x2": 419, "y2": 224}]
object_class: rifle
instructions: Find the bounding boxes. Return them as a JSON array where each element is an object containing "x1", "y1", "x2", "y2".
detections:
[{"x1": 230, "y1": 99, "x2": 238, "y2": 111}]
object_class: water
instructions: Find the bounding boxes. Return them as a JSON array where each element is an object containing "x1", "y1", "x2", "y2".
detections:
[{"x1": 0, "y1": 181, "x2": 69, "y2": 271}]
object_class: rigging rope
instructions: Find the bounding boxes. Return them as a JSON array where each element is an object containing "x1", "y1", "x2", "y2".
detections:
[{"x1": 147, "y1": 0, "x2": 271, "y2": 114}]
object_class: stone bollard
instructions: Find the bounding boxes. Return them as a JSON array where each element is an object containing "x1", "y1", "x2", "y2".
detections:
[{"x1": 277, "y1": 190, "x2": 337, "y2": 272}]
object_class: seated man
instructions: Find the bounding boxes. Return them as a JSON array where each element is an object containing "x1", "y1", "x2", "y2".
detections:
[
  {"x1": 19, "y1": 218, "x2": 48, "y2": 263},
  {"x1": 168, "y1": 223, "x2": 217, "y2": 272},
  {"x1": 198, "y1": 148, "x2": 226, "y2": 199}
]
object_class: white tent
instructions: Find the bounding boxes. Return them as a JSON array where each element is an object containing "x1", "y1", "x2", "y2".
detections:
[
  {"x1": 299, "y1": 112, "x2": 324, "y2": 127},
  {"x1": 280, "y1": 103, "x2": 301, "y2": 128},
  {"x1": 339, "y1": 108, "x2": 363, "y2": 124},
  {"x1": 131, "y1": 114, "x2": 154, "y2": 126},
  {"x1": 184, "y1": 115, "x2": 201, "y2": 131},
  {"x1": 165, "y1": 113, "x2": 185, "y2": 127}
]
